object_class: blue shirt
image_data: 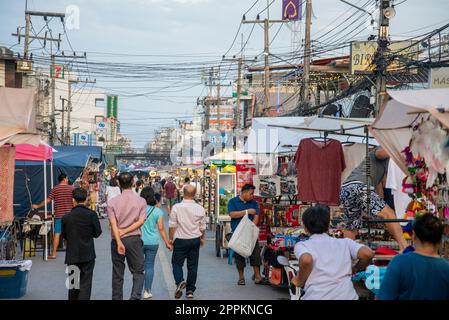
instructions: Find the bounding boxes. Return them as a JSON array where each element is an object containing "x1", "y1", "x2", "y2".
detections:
[
  {"x1": 141, "y1": 206, "x2": 164, "y2": 246},
  {"x1": 227, "y1": 196, "x2": 259, "y2": 232},
  {"x1": 378, "y1": 252, "x2": 449, "y2": 300}
]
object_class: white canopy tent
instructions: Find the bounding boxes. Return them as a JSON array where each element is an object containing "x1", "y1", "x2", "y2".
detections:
[
  {"x1": 0, "y1": 87, "x2": 41, "y2": 146},
  {"x1": 244, "y1": 116, "x2": 376, "y2": 154},
  {"x1": 370, "y1": 88, "x2": 449, "y2": 174}
]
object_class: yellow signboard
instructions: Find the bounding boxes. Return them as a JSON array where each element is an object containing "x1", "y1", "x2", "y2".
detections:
[{"x1": 350, "y1": 41, "x2": 420, "y2": 74}]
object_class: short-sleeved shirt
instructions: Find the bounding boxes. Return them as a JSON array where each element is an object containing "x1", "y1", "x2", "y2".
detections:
[
  {"x1": 164, "y1": 181, "x2": 177, "y2": 198},
  {"x1": 107, "y1": 189, "x2": 147, "y2": 238},
  {"x1": 227, "y1": 196, "x2": 260, "y2": 232},
  {"x1": 48, "y1": 184, "x2": 74, "y2": 218},
  {"x1": 141, "y1": 205, "x2": 165, "y2": 246},
  {"x1": 152, "y1": 182, "x2": 162, "y2": 194},
  {"x1": 294, "y1": 233, "x2": 364, "y2": 300},
  {"x1": 378, "y1": 252, "x2": 449, "y2": 300},
  {"x1": 344, "y1": 148, "x2": 389, "y2": 186}
]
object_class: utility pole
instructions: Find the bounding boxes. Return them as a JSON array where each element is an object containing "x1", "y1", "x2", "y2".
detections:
[
  {"x1": 222, "y1": 56, "x2": 257, "y2": 129},
  {"x1": 67, "y1": 76, "x2": 96, "y2": 145},
  {"x1": 12, "y1": 8, "x2": 65, "y2": 144},
  {"x1": 50, "y1": 54, "x2": 56, "y2": 145},
  {"x1": 243, "y1": 16, "x2": 288, "y2": 116},
  {"x1": 302, "y1": 0, "x2": 312, "y2": 110},
  {"x1": 57, "y1": 96, "x2": 67, "y2": 142},
  {"x1": 375, "y1": 0, "x2": 392, "y2": 116}
]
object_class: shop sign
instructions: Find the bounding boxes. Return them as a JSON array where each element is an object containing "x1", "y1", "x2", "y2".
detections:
[
  {"x1": 350, "y1": 41, "x2": 420, "y2": 74},
  {"x1": 51, "y1": 64, "x2": 64, "y2": 78},
  {"x1": 107, "y1": 95, "x2": 118, "y2": 119},
  {"x1": 430, "y1": 67, "x2": 449, "y2": 88},
  {"x1": 16, "y1": 59, "x2": 33, "y2": 73}
]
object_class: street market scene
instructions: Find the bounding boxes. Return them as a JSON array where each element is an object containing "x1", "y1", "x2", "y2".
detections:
[{"x1": 1, "y1": 0, "x2": 449, "y2": 304}]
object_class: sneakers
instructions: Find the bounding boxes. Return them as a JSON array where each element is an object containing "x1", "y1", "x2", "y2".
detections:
[
  {"x1": 174, "y1": 281, "x2": 187, "y2": 299},
  {"x1": 186, "y1": 291, "x2": 194, "y2": 299},
  {"x1": 143, "y1": 289, "x2": 153, "y2": 299}
]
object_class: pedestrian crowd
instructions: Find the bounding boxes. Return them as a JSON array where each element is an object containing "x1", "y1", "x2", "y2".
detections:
[{"x1": 33, "y1": 171, "x2": 449, "y2": 301}]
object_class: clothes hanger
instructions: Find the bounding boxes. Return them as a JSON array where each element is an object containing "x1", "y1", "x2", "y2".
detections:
[{"x1": 341, "y1": 135, "x2": 355, "y2": 146}]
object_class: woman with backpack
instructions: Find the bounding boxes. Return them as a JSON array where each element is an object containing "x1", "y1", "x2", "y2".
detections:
[{"x1": 140, "y1": 187, "x2": 173, "y2": 299}]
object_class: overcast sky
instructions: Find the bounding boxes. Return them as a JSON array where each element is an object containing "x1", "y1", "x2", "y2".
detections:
[{"x1": 1, "y1": 0, "x2": 448, "y2": 147}]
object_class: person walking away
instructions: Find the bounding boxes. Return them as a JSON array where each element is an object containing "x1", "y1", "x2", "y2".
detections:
[
  {"x1": 140, "y1": 187, "x2": 173, "y2": 299},
  {"x1": 160, "y1": 177, "x2": 166, "y2": 205},
  {"x1": 107, "y1": 172, "x2": 147, "y2": 300},
  {"x1": 61, "y1": 187, "x2": 102, "y2": 300},
  {"x1": 291, "y1": 205, "x2": 374, "y2": 300},
  {"x1": 164, "y1": 177, "x2": 178, "y2": 213},
  {"x1": 152, "y1": 178, "x2": 162, "y2": 198},
  {"x1": 134, "y1": 180, "x2": 143, "y2": 196},
  {"x1": 378, "y1": 214, "x2": 449, "y2": 300},
  {"x1": 32, "y1": 173, "x2": 73, "y2": 259},
  {"x1": 169, "y1": 185, "x2": 206, "y2": 299},
  {"x1": 340, "y1": 147, "x2": 407, "y2": 251},
  {"x1": 227, "y1": 183, "x2": 266, "y2": 285}
]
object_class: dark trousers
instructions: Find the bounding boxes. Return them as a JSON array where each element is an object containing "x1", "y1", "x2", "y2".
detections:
[
  {"x1": 68, "y1": 260, "x2": 95, "y2": 300},
  {"x1": 171, "y1": 238, "x2": 200, "y2": 293},
  {"x1": 111, "y1": 236, "x2": 145, "y2": 300}
]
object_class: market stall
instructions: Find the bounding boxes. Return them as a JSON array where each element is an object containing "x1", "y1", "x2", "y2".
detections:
[
  {"x1": 242, "y1": 115, "x2": 410, "y2": 294},
  {"x1": 204, "y1": 150, "x2": 255, "y2": 258},
  {"x1": 371, "y1": 88, "x2": 449, "y2": 258}
]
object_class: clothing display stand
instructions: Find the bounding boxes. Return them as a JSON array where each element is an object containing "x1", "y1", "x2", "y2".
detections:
[{"x1": 268, "y1": 122, "x2": 408, "y2": 249}]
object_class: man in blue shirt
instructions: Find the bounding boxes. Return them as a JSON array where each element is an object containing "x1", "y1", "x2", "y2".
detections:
[
  {"x1": 228, "y1": 184, "x2": 266, "y2": 286},
  {"x1": 378, "y1": 214, "x2": 449, "y2": 300}
]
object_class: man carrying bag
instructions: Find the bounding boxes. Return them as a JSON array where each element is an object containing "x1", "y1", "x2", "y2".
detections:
[{"x1": 227, "y1": 184, "x2": 267, "y2": 286}]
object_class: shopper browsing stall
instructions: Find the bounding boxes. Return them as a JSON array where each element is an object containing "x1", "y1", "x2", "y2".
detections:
[
  {"x1": 32, "y1": 173, "x2": 73, "y2": 259},
  {"x1": 340, "y1": 147, "x2": 407, "y2": 251},
  {"x1": 228, "y1": 184, "x2": 267, "y2": 286},
  {"x1": 378, "y1": 214, "x2": 449, "y2": 300},
  {"x1": 291, "y1": 205, "x2": 374, "y2": 300}
]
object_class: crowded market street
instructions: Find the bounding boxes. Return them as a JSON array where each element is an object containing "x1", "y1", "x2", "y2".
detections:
[
  {"x1": 1, "y1": 0, "x2": 449, "y2": 310},
  {"x1": 19, "y1": 214, "x2": 290, "y2": 300}
]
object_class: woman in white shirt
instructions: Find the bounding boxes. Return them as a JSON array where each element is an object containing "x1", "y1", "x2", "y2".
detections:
[{"x1": 106, "y1": 178, "x2": 121, "y2": 203}]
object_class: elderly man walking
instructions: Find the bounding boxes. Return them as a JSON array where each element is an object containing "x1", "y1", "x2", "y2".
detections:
[
  {"x1": 169, "y1": 184, "x2": 207, "y2": 299},
  {"x1": 107, "y1": 172, "x2": 147, "y2": 300}
]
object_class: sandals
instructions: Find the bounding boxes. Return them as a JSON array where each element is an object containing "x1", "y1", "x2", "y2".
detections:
[
  {"x1": 237, "y1": 279, "x2": 246, "y2": 286},
  {"x1": 254, "y1": 279, "x2": 269, "y2": 285}
]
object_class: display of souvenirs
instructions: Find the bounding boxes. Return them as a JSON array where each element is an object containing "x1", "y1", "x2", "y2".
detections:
[
  {"x1": 254, "y1": 175, "x2": 281, "y2": 197},
  {"x1": 280, "y1": 176, "x2": 297, "y2": 196},
  {"x1": 285, "y1": 205, "x2": 300, "y2": 227},
  {"x1": 259, "y1": 203, "x2": 274, "y2": 226},
  {"x1": 236, "y1": 163, "x2": 256, "y2": 194},
  {"x1": 274, "y1": 205, "x2": 289, "y2": 227}
]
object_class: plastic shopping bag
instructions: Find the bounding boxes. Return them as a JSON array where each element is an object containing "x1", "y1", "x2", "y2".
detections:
[{"x1": 228, "y1": 214, "x2": 259, "y2": 258}]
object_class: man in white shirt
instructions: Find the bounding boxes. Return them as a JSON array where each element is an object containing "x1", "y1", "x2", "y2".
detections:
[
  {"x1": 292, "y1": 205, "x2": 374, "y2": 300},
  {"x1": 169, "y1": 184, "x2": 207, "y2": 300}
]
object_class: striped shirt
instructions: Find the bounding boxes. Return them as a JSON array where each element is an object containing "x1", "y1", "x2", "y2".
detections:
[{"x1": 49, "y1": 184, "x2": 74, "y2": 218}]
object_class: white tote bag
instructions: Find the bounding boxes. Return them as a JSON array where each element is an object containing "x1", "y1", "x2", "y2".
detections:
[{"x1": 228, "y1": 214, "x2": 259, "y2": 258}]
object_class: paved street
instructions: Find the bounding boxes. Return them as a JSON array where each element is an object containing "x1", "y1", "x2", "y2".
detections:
[{"x1": 19, "y1": 208, "x2": 289, "y2": 300}]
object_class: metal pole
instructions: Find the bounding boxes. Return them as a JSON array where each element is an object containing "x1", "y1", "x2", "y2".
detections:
[
  {"x1": 50, "y1": 54, "x2": 56, "y2": 145},
  {"x1": 264, "y1": 18, "x2": 270, "y2": 116},
  {"x1": 43, "y1": 160, "x2": 48, "y2": 261},
  {"x1": 67, "y1": 79, "x2": 72, "y2": 145},
  {"x1": 236, "y1": 58, "x2": 243, "y2": 129},
  {"x1": 303, "y1": 0, "x2": 312, "y2": 107}
]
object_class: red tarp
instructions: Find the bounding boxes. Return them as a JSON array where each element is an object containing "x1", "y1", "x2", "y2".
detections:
[{"x1": 15, "y1": 144, "x2": 53, "y2": 161}]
